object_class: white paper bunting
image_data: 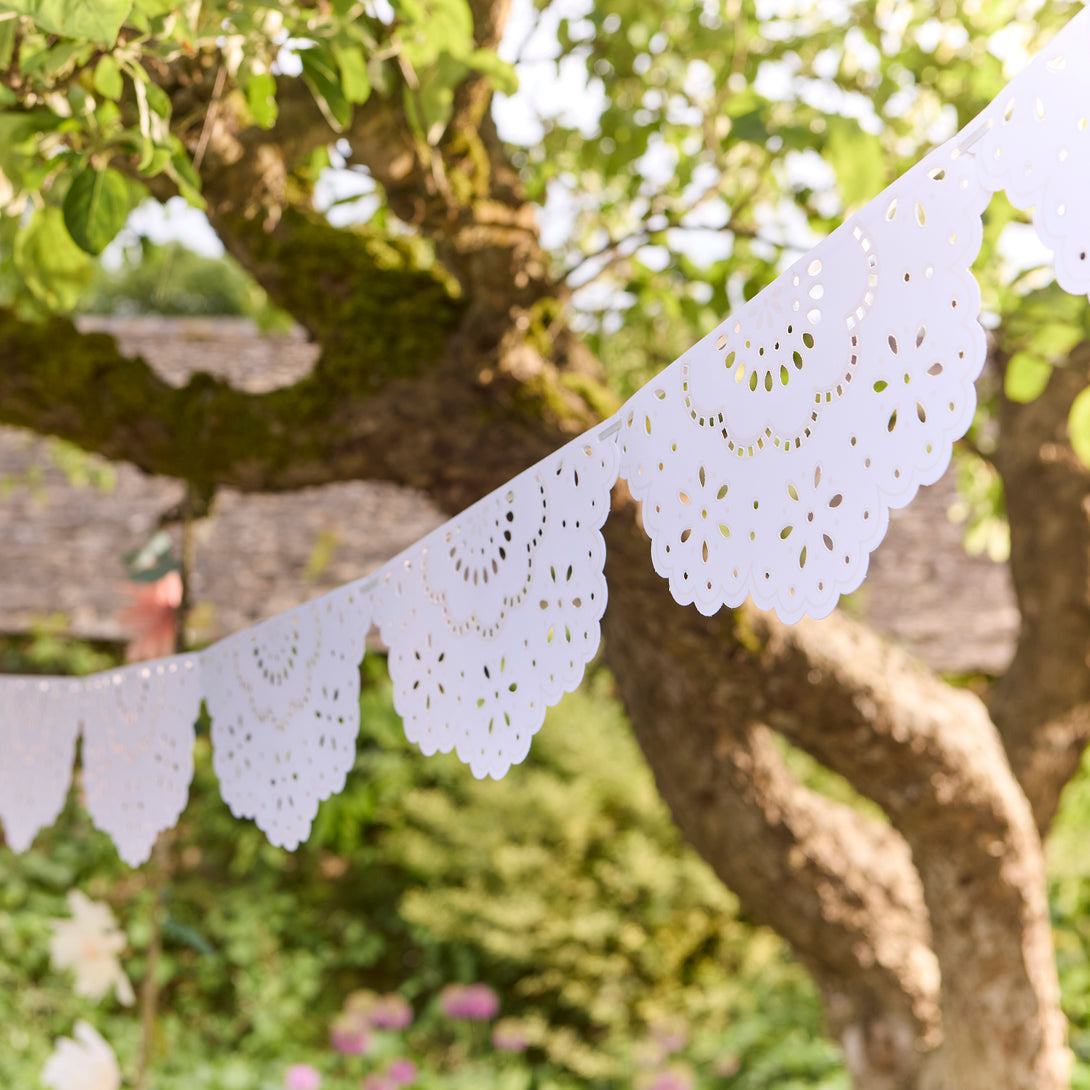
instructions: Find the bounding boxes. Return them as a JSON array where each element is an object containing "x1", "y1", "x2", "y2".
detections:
[
  {"x1": 619, "y1": 137, "x2": 988, "y2": 621},
  {"x1": 372, "y1": 436, "x2": 618, "y2": 779},
  {"x1": 3, "y1": 8, "x2": 1090, "y2": 863},
  {"x1": 80, "y1": 656, "x2": 202, "y2": 866},
  {"x1": 0, "y1": 676, "x2": 83, "y2": 852},
  {"x1": 205, "y1": 582, "x2": 370, "y2": 849}
]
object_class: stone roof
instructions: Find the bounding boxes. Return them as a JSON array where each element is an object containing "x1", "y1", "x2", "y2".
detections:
[{"x1": 0, "y1": 317, "x2": 1017, "y2": 675}]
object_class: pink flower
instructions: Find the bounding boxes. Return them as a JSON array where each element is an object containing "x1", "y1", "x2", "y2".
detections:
[
  {"x1": 330, "y1": 1010, "x2": 371, "y2": 1055},
  {"x1": 370, "y1": 994, "x2": 413, "y2": 1030},
  {"x1": 438, "y1": 983, "x2": 499, "y2": 1021},
  {"x1": 361, "y1": 1076, "x2": 395, "y2": 1090},
  {"x1": 649, "y1": 1018, "x2": 688, "y2": 1056},
  {"x1": 284, "y1": 1064, "x2": 322, "y2": 1090},
  {"x1": 639, "y1": 1065, "x2": 696, "y2": 1090},
  {"x1": 491, "y1": 1019, "x2": 529, "y2": 1053},
  {"x1": 117, "y1": 571, "x2": 182, "y2": 662},
  {"x1": 385, "y1": 1058, "x2": 417, "y2": 1085}
]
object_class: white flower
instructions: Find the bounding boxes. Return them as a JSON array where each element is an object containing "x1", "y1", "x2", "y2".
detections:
[
  {"x1": 49, "y1": 891, "x2": 135, "y2": 1006},
  {"x1": 222, "y1": 34, "x2": 246, "y2": 77},
  {"x1": 41, "y1": 1021, "x2": 121, "y2": 1090},
  {"x1": 260, "y1": 8, "x2": 284, "y2": 38}
]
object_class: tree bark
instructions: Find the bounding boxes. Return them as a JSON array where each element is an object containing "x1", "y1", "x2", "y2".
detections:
[
  {"x1": 752, "y1": 610, "x2": 1069, "y2": 1088},
  {"x1": 600, "y1": 503, "x2": 941, "y2": 1089},
  {"x1": 990, "y1": 342, "x2": 1090, "y2": 835}
]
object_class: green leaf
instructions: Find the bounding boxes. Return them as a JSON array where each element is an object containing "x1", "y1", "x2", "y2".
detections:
[
  {"x1": 93, "y1": 54, "x2": 124, "y2": 100},
  {"x1": 401, "y1": 0, "x2": 474, "y2": 64},
  {"x1": 62, "y1": 166, "x2": 129, "y2": 255},
  {"x1": 1031, "y1": 320, "x2": 1084, "y2": 360},
  {"x1": 94, "y1": 98, "x2": 121, "y2": 129},
  {"x1": 165, "y1": 149, "x2": 205, "y2": 208},
  {"x1": 20, "y1": 39, "x2": 93, "y2": 79},
  {"x1": 245, "y1": 70, "x2": 278, "y2": 128},
  {"x1": 0, "y1": 110, "x2": 62, "y2": 188},
  {"x1": 131, "y1": 76, "x2": 170, "y2": 171},
  {"x1": 332, "y1": 43, "x2": 371, "y2": 104},
  {"x1": 162, "y1": 917, "x2": 216, "y2": 957},
  {"x1": 0, "y1": 0, "x2": 133, "y2": 43},
  {"x1": 0, "y1": 13, "x2": 17, "y2": 70},
  {"x1": 1070, "y1": 386, "x2": 1090, "y2": 468},
  {"x1": 465, "y1": 48, "x2": 518, "y2": 95},
  {"x1": 13, "y1": 205, "x2": 94, "y2": 309},
  {"x1": 404, "y1": 52, "x2": 466, "y2": 145},
  {"x1": 299, "y1": 47, "x2": 351, "y2": 131},
  {"x1": 131, "y1": 0, "x2": 173, "y2": 14},
  {"x1": 1004, "y1": 351, "x2": 1052, "y2": 404},
  {"x1": 138, "y1": 143, "x2": 171, "y2": 176},
  {"x1": 825, "y1": 117, "x2": 885, "y2": 209},
  {"x1": 729, "y1": 107, "x2": 767, "y2": 146},
  {"x1": 145, "y1": 78, "x2": 171, "y2": 118}
]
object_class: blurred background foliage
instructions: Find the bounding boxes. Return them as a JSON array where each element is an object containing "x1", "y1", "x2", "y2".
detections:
[
  {"x1": 0, "y1": 645, "x2": 846, "y2": 1090},
  {"x1": 4, "y1": 635, "x2": 1090, "y2": 1087},
  {"x1": 79, "y1": 238, "x2": 292, "y2": 329}
]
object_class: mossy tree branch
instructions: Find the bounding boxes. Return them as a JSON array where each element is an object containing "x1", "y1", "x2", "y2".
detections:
[{"x1": 0, "y1": 299, "x2": 608, "y2": 504}]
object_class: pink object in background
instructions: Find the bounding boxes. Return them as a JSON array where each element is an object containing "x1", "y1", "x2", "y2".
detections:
[
  {"x1": 385, "y1": 1058, "x2": 418, "y2": 1086},
  {"x1": 370, "y1": 993, "x2": 413, "y2": 1031},
  {"x1": 117, "y1": 570, "x2": 182, "y2": 662},
  {"x1": 639, "y1": 1065, "x2": 696, "y2": 1090},
  {"x1": 284, "y1": 1064, "x2": 321, "y2": 1090},
  {"x1": 361, "y1": 1076, "x2": 396, "y2": 1090},
  {"x1": 329, "y1": 1011, "x2": 371, "y2": 1056},
  {"x1": 438, "y1": 983, "x2": 499, "y2": 1021}
]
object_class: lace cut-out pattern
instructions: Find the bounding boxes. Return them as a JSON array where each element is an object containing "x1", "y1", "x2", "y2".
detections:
[
  {"x1": 619, "y1": 141, "x2": 988, "y2": 622},
  {"x1": 683, "y1": 222, "x2": 878, "y2": 456},
  {"x1": 0, "y1": 676, "x2": 83, "y2": 852},
  {"x1": 976, "y1": 15, "x2": 1090, "y2": 298},
  {"x1": 80, "y1": 656, "x2": 202, "y2": 866},
  {"x1": 204, "y1": 583, "x2": 370, "y2": 849},
  {"x1": 372, "y1": 437, "x2": 619, "y2": 779},
  {"x1": 421, "y1": 477, "x2": 549, "y2": 637}
]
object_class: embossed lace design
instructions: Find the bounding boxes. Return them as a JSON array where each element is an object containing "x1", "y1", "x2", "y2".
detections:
[
  {"x1": 372, "y1": 437, "x2": 619, "y2": 779},
  {"x1": 204, "y1": 583, "x2": 370, "y2": 849},
  {"x1": 0, "y1": 676, "x2": 83, "y2": 852},
  {"x1": 80, "y1": 656, "x2": 202, "y2": 866}
]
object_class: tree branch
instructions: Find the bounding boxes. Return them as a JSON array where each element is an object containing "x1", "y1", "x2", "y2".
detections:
[
  {"x1": 989, "y1": 339, "x2": 1090, "y2": 834},
  {"x1": 599, "y1": 503, "x2": 941, "y2": 1085},
  {"x1": 750, "y1": 609, "x2": 1067, "y2": 1088},
  {"x1": 0, "y1": 295, "x2": 604, "y2": 513}
]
